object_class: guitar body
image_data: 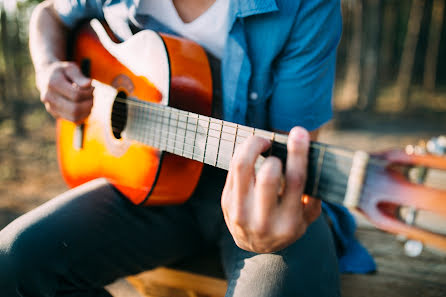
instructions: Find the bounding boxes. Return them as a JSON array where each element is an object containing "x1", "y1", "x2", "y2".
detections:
[{"x1": 57, "y1": 20, "x2": 213, "y2": 205}]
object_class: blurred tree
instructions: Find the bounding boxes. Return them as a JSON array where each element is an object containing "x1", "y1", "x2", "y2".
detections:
[
  {"x1": 1, "y1": 3, "x2": 10, "y2": 118},
  {"x1": 395, "y1": 0, "x2": 425, "y2": 110},
  {"x1": 339, "y1": 0, "x2": 362, "y2": 110},
  {"x1": 0, "y1": 1, "x2": 26, "y2": 136},
  {"x1": 424, "y1": 0, "x2": 445, "y2": 93},
  {"x1": 379, "y1": 0, "x2": 398, "y2": 84},
  {"x1": 358, "y1": 0, "x2": 381, "y2": 111}
]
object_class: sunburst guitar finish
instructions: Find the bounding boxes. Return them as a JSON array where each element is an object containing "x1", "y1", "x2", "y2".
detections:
[{"x1": 57, "y1": 20, "x2": 213, "y2": 205}]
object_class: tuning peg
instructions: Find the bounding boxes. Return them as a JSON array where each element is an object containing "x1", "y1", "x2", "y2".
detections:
[
  {"x1": 427, "y1": 136, "x2": 446, "y2": 156},
  {"x1": 398, "y1": 143, "x2": 432, "y2": 257}
]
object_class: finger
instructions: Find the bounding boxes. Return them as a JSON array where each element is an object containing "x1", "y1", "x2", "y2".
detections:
[
  {"x1": 64, "y1": 63, "x2": 92, "y2": 88},
  {"x1": 230, "y1": 136, "x2": 270, "y2": 202},
  {"x1": 303, "y1": 197, "x2": 322, "y2": 224},
  {"x1": 281, "y1": 127, "x2": 310, "y2": 210},
  {"x1": 253, "y1": 156, "x2": 282, "y2": 232},
  {"x1": 42, "y1": 92, "x2": 61, "y2": 119},
  {"x1": 49, "y1": 71, "x2": 94, "y2": 102},
  {"x1": 221, "y1": 176, "x2": 233, "y2": 224},
  {"x1": 45, "y1": 93, "x2": 93, "y2": 123}
]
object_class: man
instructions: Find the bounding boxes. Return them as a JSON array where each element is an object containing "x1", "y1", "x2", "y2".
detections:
[{"x1": 0, "y1": 0, "x2": 342, "y2": 296}]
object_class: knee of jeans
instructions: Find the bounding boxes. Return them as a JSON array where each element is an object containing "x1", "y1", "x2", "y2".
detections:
[{"x1": 0, "y1": 223, "x2": 51, "y2": 288}]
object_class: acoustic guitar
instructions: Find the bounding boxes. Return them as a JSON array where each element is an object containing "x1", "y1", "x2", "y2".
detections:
[{"x1": 57, "y1": 19, "x2": 446, "y2": 251}]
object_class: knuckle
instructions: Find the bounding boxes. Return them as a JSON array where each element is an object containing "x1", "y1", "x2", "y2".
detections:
[
  {"x1": 231, "y1": 211, "x2": 247, "y2": 229},
  {"x1": 256, "y1": 175, "x2": 278, "y2": 189},
  {"x1": 233, "y1": 156, "x2": 249, "y2": 174},
  {"x1": 287, "y1": 171, "x2": 306, "y2": 189},
  {"x1": 252, "y1": 222, "x2": 269, "y2": 238},
  {"x1": 257, "y1": 161, "x2": 281, "y2": 186}
]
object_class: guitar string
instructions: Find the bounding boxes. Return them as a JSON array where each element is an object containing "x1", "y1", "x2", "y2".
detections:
[
  {"x1": 101, "y1": 93, "x2": 446, "y2": 179},
  {"x1": 125, "y1": 112, "x2": 356, "y2": 168},
  {"x1": 127, "y1": 118, "x2": 365, "y2": 199},
  {"x1": 101, "y1": 107, "x2": 446, "y2": 207},
  {"x1": 129, "y1": 112, "x2": 446, "y2": 199},
  {"x1": 114, "y1": 101, "x2": 446, "y2": 196},
  {"x1": 135, "y1": 139, "x2": 352, "y2": 200},
  {"x1": 93, "y1": 97, "x2": 446, "y2": 196},
  {"x1": 131, "y1": 115, "x2": 446, "y2": 191},
  {"x1": 110, "y1": 101, "x2": 361, "y2": 163},
  {"x1": 124, "y1": 112, "x2": 356, "y2": 195},
  {"x1": 112, "y1": 104, "x2": 395, "y2": 188},
  {"x1": 107, "y1": 96, "x2": 360, "y2": 159},
  {"x1": 129, "y1": 118, "x2": 353, "y2": 173}
]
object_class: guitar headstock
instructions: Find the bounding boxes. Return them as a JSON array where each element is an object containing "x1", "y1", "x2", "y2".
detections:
[{"x1": 358, "y1": 136, "x2": 446, "y2": 254}]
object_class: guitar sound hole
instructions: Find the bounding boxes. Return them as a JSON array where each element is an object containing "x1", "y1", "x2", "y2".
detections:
[{"x1": 111, "y1": 91, "x2": 127, "y2": 139}]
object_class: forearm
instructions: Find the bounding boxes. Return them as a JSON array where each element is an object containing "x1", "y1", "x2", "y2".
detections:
[{"x1": 29, "y1": 1, "x2": 68, "y2": 75}]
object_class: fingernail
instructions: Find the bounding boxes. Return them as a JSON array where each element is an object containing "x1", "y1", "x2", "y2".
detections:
[
  {"x1": 290, "y1": 127, "x2": 309, "y2": 144},
  {"x1": 78, "y1": 77, "x2": 90, "y2": 86}
]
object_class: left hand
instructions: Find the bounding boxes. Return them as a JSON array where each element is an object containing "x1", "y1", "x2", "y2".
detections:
[{"x1": 221, "y1": 127, "x2": 321, "y2": 253}]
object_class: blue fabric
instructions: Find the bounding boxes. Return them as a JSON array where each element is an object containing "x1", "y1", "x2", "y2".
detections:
[
  {"x1": 322, "y1": 203, "x2": 376, "y2": 273},
  {"x1": 54, "y1": 0, "x2": 373, "y2": 274}
]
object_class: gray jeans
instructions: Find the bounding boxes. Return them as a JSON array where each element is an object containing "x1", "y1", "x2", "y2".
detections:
[{"x1": 0, "y1": 166, "x2": 340, "y2": 297}]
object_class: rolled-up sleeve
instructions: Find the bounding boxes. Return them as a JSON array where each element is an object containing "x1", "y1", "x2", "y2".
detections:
[
  {"x1": 53, "y1": 0, "x2": 105, "y2": 28},
  {"x1": 269, "y1": 0, "x2": 342, "y2": 132}
]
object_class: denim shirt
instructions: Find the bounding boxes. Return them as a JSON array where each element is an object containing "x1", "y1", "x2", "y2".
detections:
[{"x1": 55, "y1": 0, "x2": 342, "y2": 132}]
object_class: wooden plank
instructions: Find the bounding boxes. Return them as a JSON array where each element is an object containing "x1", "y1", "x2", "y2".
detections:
[
  {"x1": 341, "y1": 228, "x2": 446, "y2": 297},
  {"x1": 130, "y1": 267, "x2": 227, "y2": 297}
]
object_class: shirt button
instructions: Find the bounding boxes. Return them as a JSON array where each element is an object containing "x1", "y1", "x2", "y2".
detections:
[{"x1": 249, "y1": 92, "x2": 259, "y2": 100}]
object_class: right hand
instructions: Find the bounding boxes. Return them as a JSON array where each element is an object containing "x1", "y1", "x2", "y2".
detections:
[{"x1": 36, "y1": 61, "x2": 94, "y2": 123}]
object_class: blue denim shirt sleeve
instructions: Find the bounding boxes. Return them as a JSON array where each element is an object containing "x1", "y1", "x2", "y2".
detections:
[
  {"x1": 269, "y1": 1, "x2": 342, "y2": 132},
  {"x1": 53, "y1": 0, "x2": 105, "y2": 28}
]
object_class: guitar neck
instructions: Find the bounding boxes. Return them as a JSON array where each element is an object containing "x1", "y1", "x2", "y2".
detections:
[{"x1": 125, "y1": 98, "x2": 361, "y2": 206}]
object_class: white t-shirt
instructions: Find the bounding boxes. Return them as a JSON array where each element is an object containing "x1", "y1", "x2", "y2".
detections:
[{"x1": 136, "y1": 0, "x2": 230, "y2": 59}]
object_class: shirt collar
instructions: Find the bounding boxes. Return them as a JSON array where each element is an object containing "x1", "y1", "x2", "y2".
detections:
[{"x1": 234, "y1": 0, "x2": 279, "y2": 17}]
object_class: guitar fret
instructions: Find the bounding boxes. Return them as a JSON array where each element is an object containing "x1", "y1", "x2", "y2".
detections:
[
  {"x1": 312, "y1": 145, "x2": 326, "y2": 197},
  {"x1": 203, "y1": 117, "x2": 210, "y2": 164},
  {"x1": 216, "y1": 122, "x2": 238, "y2": 170},
  {"x1": 253, "y1": 128, "x2": 273, "y2": 139},
  {"x1": 184, "y1": 112, "x2": 197, "y2": 159},
  {"x1": 183, "y1": 112, "x2": 191, "y2": 159},
  {"x1": 192, "y1": 113, "x2": 199, "y2": 160},
  {"x1": 173, "y1": 111, "x2": 180, "y2": 155},
  {"x1": 150, "y1": 106, "x2": 156, "y2": 147},
  {"x1": 165, "y1": 107, "x2": 171, "y2": 151},
  {"x1": 156, "y1": 106, "x2": 162, "y2": 149},
  {"x1": 143, "y1": 103, "x2": 150, "y2": 145},
  {"x1": 215, "y1": 120, "x2": 223, "y2": 167},
  {"x1": 168, "y1": 108, "x2": 176, "y2": 152},
  {"x1": 193, "y1": 115, "x2": 208, "y2": 162},
  {"x1": 232, "y1": 124, "x2": 239, "y2": 158},
  {"x1": 160, "y1": 107, "x2": 167, "y2": 151},
  {"x1": 181, "y1": 112, "x2": 188, "y2": 158}
]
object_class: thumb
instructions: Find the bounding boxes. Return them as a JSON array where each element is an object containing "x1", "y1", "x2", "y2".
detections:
[{"x1": 64, "y1": 63, "x2": 91, "y2": 88}]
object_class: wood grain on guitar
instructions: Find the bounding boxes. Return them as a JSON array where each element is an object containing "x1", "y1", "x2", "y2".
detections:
[{"x1": 57, "y1": 19, "x2": 446, "y2": 252}]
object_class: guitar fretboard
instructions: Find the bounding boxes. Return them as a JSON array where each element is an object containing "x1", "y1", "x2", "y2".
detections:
[{"x1": 125, "y1": 98, "x2": 357, "y2": 206}]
